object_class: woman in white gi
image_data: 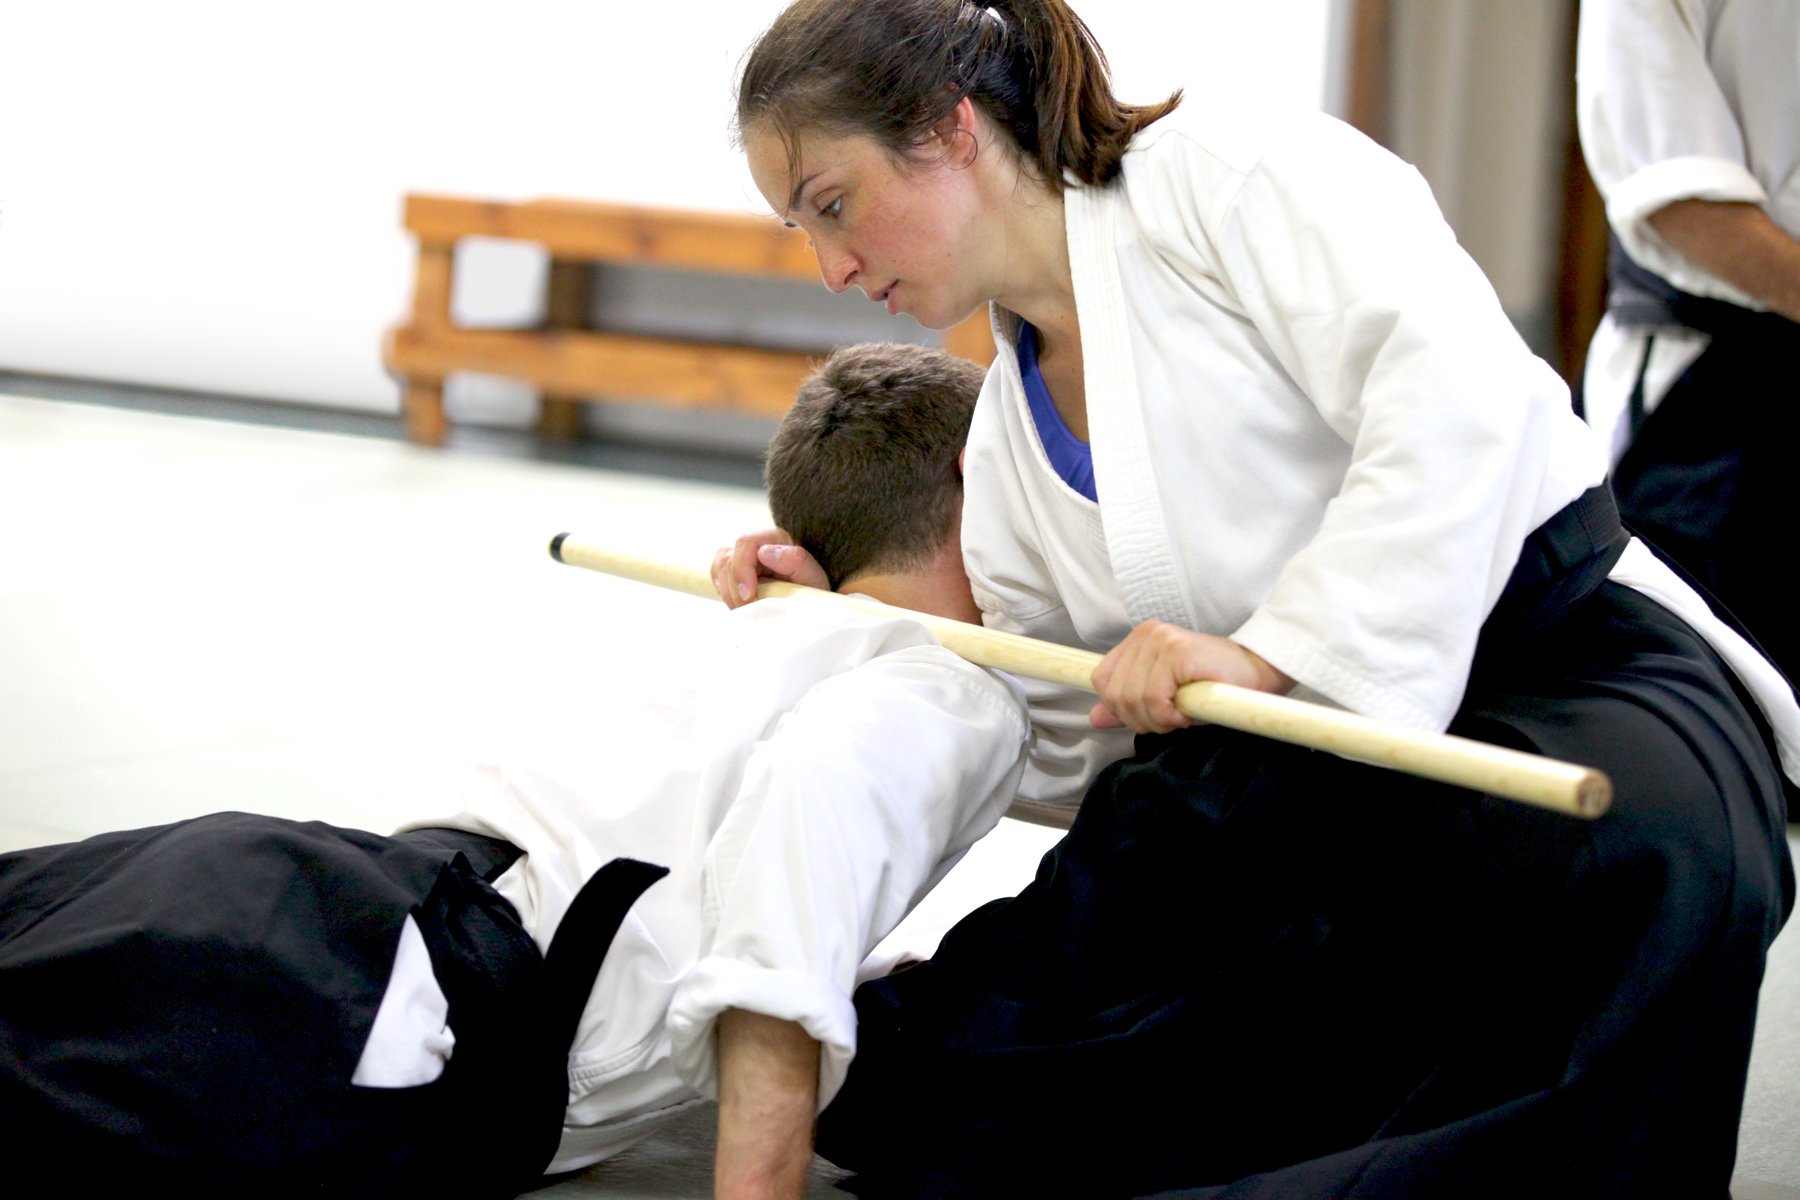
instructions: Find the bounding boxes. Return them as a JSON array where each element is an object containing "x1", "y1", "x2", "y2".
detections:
[{"x1": 716, "y1": 1, "x2": 1798, "y2": 1196}]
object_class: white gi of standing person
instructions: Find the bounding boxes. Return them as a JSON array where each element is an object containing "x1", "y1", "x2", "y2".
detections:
[{"x1": 715, "y1": 1, "x2": 1798, "y2": 1195}]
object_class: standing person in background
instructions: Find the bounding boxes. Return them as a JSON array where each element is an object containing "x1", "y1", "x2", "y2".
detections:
[
  {"x1": 716, "y1": 0, "x2": 1796, "y2": 1194},
  {"x1": 1576, "y1": 0, "x2": 1800, "y2": 681}
]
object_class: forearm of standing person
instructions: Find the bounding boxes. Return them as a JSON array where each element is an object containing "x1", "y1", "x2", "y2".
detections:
[
  {"x1": 714, "y1": 1009, "x2": 820, "y2": 1200},
  {"x1": 1648, "y1": 199, "x2": 1800, "y2": 323}
]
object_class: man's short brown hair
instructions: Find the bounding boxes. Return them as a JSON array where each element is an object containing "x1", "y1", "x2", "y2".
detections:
[{"x1": 766, "y1": 342, "x2": 984, "y2": 589}]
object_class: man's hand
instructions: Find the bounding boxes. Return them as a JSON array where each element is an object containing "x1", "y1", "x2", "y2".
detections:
[
  {"x1": 714, "y1": 1009, "x2": 820, "y2": 1200},
  {"x1": 1648, "y1": 199, "x2": 1800, "y2": 323},
  {"x1": 1090, "y1": 621, "x2": 1294, "y2": 734},
  {"x1": 711, "y1": 530, "x2": 831, "y2": 608}
]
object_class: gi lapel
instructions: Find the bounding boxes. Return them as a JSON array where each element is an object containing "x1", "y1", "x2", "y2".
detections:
[{"x1": 1065, "y1": 181, "x2": 1198, "y2": 631}]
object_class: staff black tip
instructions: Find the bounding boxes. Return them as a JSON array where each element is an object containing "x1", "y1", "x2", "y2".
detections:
[{"x1": 549, "y1": 532, "x2": 570, "y2": 563}]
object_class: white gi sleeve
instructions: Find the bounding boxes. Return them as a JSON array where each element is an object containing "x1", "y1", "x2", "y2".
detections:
[
  {"x1": 1576, "y1": 0, "x2": 1768, "y2": 299},
  {"x1": 1147, "y1": 116, "x2": 1603, "y2": 730},
  {"x1": 663, "y1": 647, "x2": 1028, "y2": 1109}
]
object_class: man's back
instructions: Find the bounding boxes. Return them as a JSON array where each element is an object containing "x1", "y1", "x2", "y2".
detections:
[{"x1": 409, "y1": 593, "x2": 1029, "y2": 1172}]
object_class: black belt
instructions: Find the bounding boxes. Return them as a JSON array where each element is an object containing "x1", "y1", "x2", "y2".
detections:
[
  {"x1": 396, "y1": 832, "x2": 669, "y2": 1194},
  {"x1": 1477, "y1": 483, "x2": 1628, "y2": 652},
  {"x1": 1606, "y1": 233, "x2": 1799, "y2": 339}
]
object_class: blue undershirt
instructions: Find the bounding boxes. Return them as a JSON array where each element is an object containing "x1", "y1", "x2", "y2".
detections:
[{"x1": 1017, "y1": 322, "x2": 1097, "y2": 501}]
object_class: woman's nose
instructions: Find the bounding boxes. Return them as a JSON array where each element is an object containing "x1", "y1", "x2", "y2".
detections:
[{"x1": 814, "y1": 239, "x2": 860, "y2": 294}]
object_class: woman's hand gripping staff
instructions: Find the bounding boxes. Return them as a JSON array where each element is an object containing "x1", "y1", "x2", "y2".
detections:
[{"x1": 1090, "y1": 620, "x2": 1297, "y2": 733}]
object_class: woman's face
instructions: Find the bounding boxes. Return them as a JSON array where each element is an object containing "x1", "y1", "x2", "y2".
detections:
[{"x1": 744, "y1": 121, "x2": 993, "y2": 331}]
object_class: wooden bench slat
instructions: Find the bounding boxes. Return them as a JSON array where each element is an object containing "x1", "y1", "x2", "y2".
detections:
[
  {"x1": 402, "y1": 195, "x2": 822, "y2": 282},
  {"x1": 539, "y1": 259, "x2": 594, "y2": 438},
  {"x1": 389, "y1": 324, "x2": 819, "y2": 418}
]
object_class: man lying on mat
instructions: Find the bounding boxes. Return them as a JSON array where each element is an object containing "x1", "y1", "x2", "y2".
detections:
[{"x1": 0, "y1": 343, "x2": 1026, "y2": 1200}]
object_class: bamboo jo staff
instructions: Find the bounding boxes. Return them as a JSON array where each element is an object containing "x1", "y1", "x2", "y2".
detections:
[{"x1": 549, "y1": 534, "x2": 1612, "y2": 820}]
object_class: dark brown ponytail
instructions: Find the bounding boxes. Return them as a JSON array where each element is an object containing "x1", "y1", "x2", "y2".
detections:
[{"x1": 735, "y1": 0, "x2": 1180, "y2": 189}]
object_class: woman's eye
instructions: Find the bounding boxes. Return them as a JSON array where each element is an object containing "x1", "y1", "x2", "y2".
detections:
[{"x1": 821, "y1": 197, "x2": 843, "y2": 219}]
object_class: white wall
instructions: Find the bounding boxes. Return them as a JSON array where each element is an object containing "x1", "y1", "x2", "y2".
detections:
[{"x1": 0, "y1": 1, "x2": 1337, "y2": 414}]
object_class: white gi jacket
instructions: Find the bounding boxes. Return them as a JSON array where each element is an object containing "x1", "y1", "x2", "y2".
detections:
[
  {"x1": 405, "y1": 594, "x2": 1028, "y2": 1171},
  {"x1": 1576, "y1": 0, "x2": 1800, "y2": 457},
  {"x1": 963, "y1": 106, "x2": 1800, "y2": 812}
]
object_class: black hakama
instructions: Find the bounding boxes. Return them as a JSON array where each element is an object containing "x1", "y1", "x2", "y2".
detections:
[
  {"x1": 1603, "y1": 241, "x2": 1800, "y2": 684},
  {"x1": 817, "y1": 489, "x2": 1794, "y2": 1199},
  {"x1": 0, "y1": 813, "x2": 664, "y2": 1197}
]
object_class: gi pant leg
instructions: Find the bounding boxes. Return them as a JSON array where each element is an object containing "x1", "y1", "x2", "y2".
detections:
[{"x1": 817, "y1": 492, "x2": 1793, "y2": 1199}]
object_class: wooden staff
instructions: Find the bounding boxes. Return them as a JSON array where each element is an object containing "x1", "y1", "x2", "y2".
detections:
[{"x1": 549, "y1": 534, "x2": 1612, "y2": 819}]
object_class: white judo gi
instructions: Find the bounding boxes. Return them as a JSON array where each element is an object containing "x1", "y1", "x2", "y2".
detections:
[
  {"x1": 407, "y1": 592, "x2": 1028, "y2": 1173},
  {"x1": 960, "y1": 105, "x2": 1800, "y2": 813}
]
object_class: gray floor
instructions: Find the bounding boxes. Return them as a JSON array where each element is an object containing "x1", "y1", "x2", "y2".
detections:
[{"x1": 1, "y1": 389, "x2": 1794, "y2": 1196}]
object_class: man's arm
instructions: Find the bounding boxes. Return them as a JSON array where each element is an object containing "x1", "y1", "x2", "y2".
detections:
[
  {"x1": 1647, "y1": 199, "x2": 1800, "y2": 323},
  {"x1": 714, "y1": 1008, "x2": 820, "y2": 1200},
  {"x1": 658, "y1": 630, "x2": 1028, "y2": 1193},
  {"x1": 665, "y1": 640, "x2": 1026, "y2": 1108}
]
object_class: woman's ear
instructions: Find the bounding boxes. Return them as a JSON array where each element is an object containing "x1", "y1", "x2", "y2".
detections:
[{"x1": 930, "y1": 95, "x2": 982, "y2": 169}]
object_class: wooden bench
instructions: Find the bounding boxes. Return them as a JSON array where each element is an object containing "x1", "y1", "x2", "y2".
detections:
[{"x1": 383, "y1": 194, "x2": 997, "y2": 446}]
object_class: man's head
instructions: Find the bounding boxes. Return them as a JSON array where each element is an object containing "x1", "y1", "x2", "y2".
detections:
[{"x1": 765, "y1": 342, "x2": 982, "y2": 612}]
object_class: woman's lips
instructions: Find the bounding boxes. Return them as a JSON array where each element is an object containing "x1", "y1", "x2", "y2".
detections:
[{"x1": 873, "y1": 282, "x2": 900, "y2": 316}]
